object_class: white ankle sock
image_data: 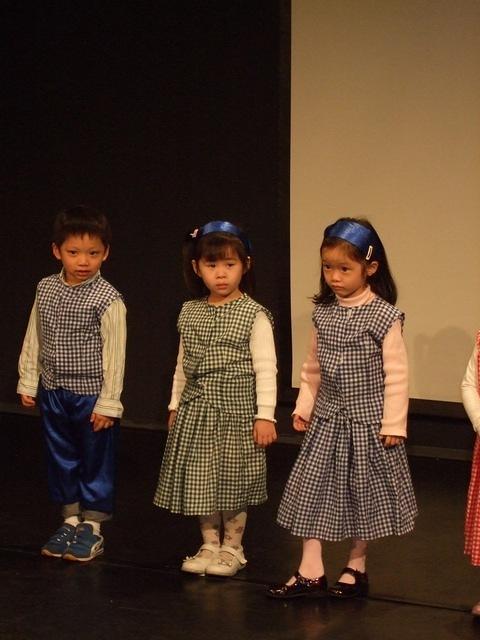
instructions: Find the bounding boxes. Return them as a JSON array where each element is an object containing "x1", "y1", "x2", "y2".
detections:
[{"x1": 64, "y1": 516, "x2": 80, "y2": 527}]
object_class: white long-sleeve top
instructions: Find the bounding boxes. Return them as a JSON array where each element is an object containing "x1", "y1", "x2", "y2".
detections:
[
  {"x1": 294, "y1": 287, "x2": 409, "y2": 437},
  {"x1": 17, "y1": 272, "x2": 127, "y2": 419},
  {"x1": 168, "y1": 310, "x2": 277, "y2": 422},
  {"x1": 461, "y1": 340, "x2": 480, "y2": 433}
]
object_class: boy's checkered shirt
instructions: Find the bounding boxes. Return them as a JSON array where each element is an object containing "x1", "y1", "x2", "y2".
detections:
[{"x1": 37, "y1": 273, "x2": 122, "y2": 395}]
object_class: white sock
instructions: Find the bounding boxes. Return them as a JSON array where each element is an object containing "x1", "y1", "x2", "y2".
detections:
[
  {"x1": 222, "y1": 509, "x2": 247, "y2": 550},
  {"x1": 64, "y1": 516, "x2": 80, "y2": 527}
]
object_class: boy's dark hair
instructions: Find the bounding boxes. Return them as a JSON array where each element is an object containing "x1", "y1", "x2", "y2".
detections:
[
  {"x1": 52, "y1": 205, "x2": 112, "y2": 247},
  {"x1": 314, "y1": 217, "x2": 398, "y2": 305},
  {"x1": 183, "y1": 230, "x2": 255, "y2": 297}
]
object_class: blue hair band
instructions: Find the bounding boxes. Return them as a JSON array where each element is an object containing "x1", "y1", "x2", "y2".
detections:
[
  {"x1": 325, "y1": 220, "x2": 378, "y2": 260},
  {"x1": 191, "y1": 220, "x2": 252, "y2": 254}
]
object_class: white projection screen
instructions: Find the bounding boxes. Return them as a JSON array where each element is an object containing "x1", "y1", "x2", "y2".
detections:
[{"x1": 290, "y1": 0, "x2": 480, "y2": 402}]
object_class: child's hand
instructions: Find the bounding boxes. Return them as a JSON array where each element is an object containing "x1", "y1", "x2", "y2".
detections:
[
  {"x1": 253, "y1": 419, "x2": 277, "y2": 447},
  {"x1": 20, "y1": 394, "x2": 36, "y2": 408},
  {"x1": 90, "y1": 413, "x2": 115, "y2": 432},
  {"x1": 167, "y1": 410, "x2": 177, "y2": 430},
  {"x1": 293, "y1": 414, "x2": 309, "y2": 432},
  {"x1": 380, "y1": 434, "x2": 404, "y2": 448}
]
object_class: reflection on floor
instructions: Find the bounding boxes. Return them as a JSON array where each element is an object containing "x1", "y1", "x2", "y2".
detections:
[{"x1": 1, "y1": 413, "x2": 480, "y2": 639}]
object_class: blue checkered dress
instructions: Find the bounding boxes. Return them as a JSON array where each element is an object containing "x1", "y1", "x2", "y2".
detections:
[
  {"x1": 277, "y1": 297, "x2": 417, "y2": 541},
  {"x1": 154, "y1": 294, "x2": 273, "y2": 515}
]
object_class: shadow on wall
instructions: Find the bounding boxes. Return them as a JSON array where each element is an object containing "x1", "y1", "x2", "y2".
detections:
[{"x1": 413, "y1": 327, "x2": 473, "y2": 402}]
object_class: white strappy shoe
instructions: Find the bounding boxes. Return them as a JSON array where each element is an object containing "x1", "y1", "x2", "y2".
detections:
[
  {"x1": 181, "y1": 543, "x2": 220, "y2": 575},
  {"x1": 205, "y1": 544, "x2": 247, "y2": 577}
]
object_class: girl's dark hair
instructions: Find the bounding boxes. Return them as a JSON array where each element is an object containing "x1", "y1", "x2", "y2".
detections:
[
  {"x1": 52, "y1": 205, "x2": 112, "y2": 247},
  {"x1": 314, "y1": 217, "x2": 398, "y2": 305},
  {"x1": 183, "y1": 230, "x2": 254, "y2": 297}
]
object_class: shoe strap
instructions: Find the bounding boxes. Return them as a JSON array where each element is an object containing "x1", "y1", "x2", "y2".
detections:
[
  {"x1": 219, "y1": 545, "x2": 247, "y2": 565},
  {"x1": 199, "y1": 543, "x2": 220, "y2": 554},
  {"x1": 297, "y1": 571, "x2": 326, "y2": 585},
  {"x1": 339, "y1": 567, "x2": 367, "y2": 580}
]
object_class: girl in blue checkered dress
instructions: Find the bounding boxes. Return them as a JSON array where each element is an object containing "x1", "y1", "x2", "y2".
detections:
[
  {"x1": 268, "y1": 218, "x2": 417, "y2": 600},
  {"x1": 154, "y1": 221, "x2": 277, "y2": 577}
]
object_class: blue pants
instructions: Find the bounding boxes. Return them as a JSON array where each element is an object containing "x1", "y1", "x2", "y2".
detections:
[{"x1": 38, "y1": 387, "x2": 119, "y2": 521}]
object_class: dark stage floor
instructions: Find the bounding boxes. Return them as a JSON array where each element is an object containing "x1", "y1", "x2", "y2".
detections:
[{"x1": 1, "y1": 412, "x2": 480, "y2": 639}]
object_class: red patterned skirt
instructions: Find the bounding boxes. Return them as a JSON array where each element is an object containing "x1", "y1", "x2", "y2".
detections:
[{"x1": 465, "y1": 435, "x2": 480, "y2": 565}]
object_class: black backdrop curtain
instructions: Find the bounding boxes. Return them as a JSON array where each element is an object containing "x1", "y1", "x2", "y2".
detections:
[{"x1": 1, "y1": 1, "x2": 291, "y2": 423}]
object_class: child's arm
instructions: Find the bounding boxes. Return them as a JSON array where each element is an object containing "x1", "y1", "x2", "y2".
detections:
[
  {"x1": 92, "y1": 298, "x2": 127, "y2": 431},
  {"x1": 17, "y1": 297, "x2": 41, "y2": 407},
  {"x1": 380, "y1": 319, "x2": 408, "y2": 447},
  {"x1": 293, "y1": 414, "x2": 309, "y2": 432},
  {"x1": 166, "y1": 339, "x2": 186, "y2": 430},
  {"x1": 461, "y1": 340, "x2": 480, "y2": 432},
  {"x1": 250, "y1": 312, "x2": 277, "y2": 447},
  {"x1": 292, "y1": 327, "x2": 320, "y2": 431}
]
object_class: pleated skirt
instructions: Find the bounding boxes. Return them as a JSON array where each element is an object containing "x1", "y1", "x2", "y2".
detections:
[
  {"x1": 277, "y1": 413, "x2": 418, "y2": 541},
  {"x1": 153, "y1": 396, "x2": 267, "y2": 515}
]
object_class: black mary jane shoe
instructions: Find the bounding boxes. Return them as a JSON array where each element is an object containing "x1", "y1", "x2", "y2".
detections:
[
  {"x1": 328, "y1": 567, "x2": 368, "y2": 599},
  {"x1": 266, "y1": 571, "x2": 328, "y2": 599}
]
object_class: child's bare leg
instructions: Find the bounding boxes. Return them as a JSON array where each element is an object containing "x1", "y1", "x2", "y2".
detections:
[
  {"x1": 285, "y1": 537, "x2": 324, "y2": 584},
  {"x1": 267, "y1": 537, "x2": 327, "y2": 597},
  {"x1": 339, "y1": 538, "x2": 367, "y2": 583}
]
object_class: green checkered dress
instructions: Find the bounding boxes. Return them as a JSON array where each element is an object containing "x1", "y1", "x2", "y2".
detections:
[{"x1": 153, "y1": 294, "x2": 273, "y2": 515}]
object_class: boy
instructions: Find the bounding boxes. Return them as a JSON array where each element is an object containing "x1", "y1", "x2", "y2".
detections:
[{"x1": 17, "y1": 205, "x2": 127, "y2": 562}]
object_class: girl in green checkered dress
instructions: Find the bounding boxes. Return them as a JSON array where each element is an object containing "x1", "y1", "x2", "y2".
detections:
[{"x1": 154, "y1": 221, "x2": 277, "y2": 577}]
